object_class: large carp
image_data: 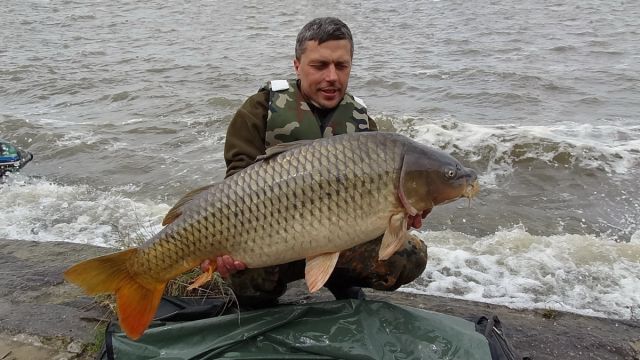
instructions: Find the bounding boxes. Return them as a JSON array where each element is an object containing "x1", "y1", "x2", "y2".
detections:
[{"x1": 64, "y1": 132, "x2": 479, "y2": 339}]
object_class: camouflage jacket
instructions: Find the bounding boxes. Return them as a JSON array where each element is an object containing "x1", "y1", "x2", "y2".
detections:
[
  {"x1": 224, "y1": 80, "x2": 378, "y2": 178},
  {"x1": 262, "y1": 79, "x2": 374, "y2": 146}
]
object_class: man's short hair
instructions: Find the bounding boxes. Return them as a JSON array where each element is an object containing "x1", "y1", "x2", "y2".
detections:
[{"x1": 295, "y1": 17, "x2": 353, "y2": 59}]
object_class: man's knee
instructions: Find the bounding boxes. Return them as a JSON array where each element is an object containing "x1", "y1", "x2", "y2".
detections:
[
  {"x1": 331, "y1": 233, "x2": 428, "y2": 291},
  {"x1": 371, "y1": 234, "x2": 428, "y2": 290},
  {"x1": 225, "y1": 265, "x2": 288, "y2": 307}
]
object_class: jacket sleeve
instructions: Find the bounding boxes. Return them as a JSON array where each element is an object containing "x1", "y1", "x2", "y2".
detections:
[{"x1": 224, "y1": 90, "x2": 269, "y2": 178}]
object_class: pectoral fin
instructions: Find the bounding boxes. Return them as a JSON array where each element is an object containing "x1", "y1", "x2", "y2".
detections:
[
  {"x1": 305, "y1": 252, "x2": 340, "y2": 292},
  {"x1": 379, "y1": 212, "x2": 408, "y2": 260}
]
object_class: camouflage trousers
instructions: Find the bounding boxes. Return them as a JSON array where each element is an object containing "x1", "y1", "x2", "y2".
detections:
[{"x1": 225, "y1": 234, "x2": 428, "y2": 307}]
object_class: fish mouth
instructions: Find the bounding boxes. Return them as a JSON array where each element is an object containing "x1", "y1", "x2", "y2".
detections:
[
  {"x1": 433, "y1": 174, "x2": 480, "y2": 207},
  {"x1": 462, "y1": 179, "x2": 480, "y2": 199},
  {"x1": 435, "y1": 177, "x2": 480, "y2": 206}
]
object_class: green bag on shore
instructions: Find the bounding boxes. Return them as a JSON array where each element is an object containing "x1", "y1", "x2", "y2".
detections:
[{"x1": 100, "y1": 299, "x2": 494, "y2": 360}]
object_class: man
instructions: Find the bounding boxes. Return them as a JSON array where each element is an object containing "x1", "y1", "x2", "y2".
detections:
[{"x1": 204, "y1": 17, "x2": 429, "y2": 306}]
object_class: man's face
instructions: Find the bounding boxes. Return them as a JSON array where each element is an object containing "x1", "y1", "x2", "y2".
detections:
[{"x1": 294, "y1": 39, "x2": 352, "y2": 109}]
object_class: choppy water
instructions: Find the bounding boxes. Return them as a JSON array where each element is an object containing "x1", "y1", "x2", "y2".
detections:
[{"x1": 1, "y1": 0, "x2": 639, "y2": 319}]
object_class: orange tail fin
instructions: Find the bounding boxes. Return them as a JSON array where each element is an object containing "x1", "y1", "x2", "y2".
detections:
[{"x1": 64, "y1": 249, "x2": 166, "y2": 340}]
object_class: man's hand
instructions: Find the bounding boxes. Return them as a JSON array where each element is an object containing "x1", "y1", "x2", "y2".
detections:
[
  {"x1": 408, "y1": 209, "x2": 431, "y2": 229},
  {"x1": 200, "y1": 256, "x2": 247, "y2": 279}
]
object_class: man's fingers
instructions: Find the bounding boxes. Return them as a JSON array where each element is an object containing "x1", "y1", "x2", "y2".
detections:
[
  {"x1": 217, "y1": 257, "x2": 230, "y2": 278},
  {"x1": 413, "y1": 216, "x2": 422, "y2": 229},
  {"x1": 406, "y1": 215, "x2": 420, "y2": 229},
  {"x1": 213, "y1": 255, "x2": 248, "y2": 279},
  {"x1": 222, "y1": 255, "x2": 235, "y2": 269},
  {"x1": 406, "y1": 209, "x2": 430, "y2": 229},
  {"x1": 406, "y1": 214, "x2": 423, "y2": 229}
]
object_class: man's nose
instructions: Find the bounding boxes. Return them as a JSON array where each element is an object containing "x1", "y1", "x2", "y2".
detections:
[{"x1": 325, "y1": 64, "x2": 338, "y2": 82}]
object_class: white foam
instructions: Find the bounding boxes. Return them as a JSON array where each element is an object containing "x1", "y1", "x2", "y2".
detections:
[
  {"x1": 120, "y1": 118, "x2": 146, "y2": 125},
  {"x1": 30, "y1": 118, "x2": 91, "y2": 127},
  {"x1": 0, "y1": 175, "x2": 170, "y2": 248},
  {"x1": 403, "y1": 226, "x2": 640, "y2": 319},
  {"x1": 55, "y1": 130, "x2": 101, "y2": 147}
]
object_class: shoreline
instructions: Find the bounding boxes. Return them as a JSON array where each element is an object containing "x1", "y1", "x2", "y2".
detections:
[{"x1": 1, "y1": 238, "x2": 638, "y2": 359}]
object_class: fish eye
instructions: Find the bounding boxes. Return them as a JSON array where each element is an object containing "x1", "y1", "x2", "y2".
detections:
[{"x1": 444, "y1": 167, "x2": 457, "y2": 179}]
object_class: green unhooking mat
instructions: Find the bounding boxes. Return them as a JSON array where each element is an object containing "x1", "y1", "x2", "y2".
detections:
[{"x1": 101, "y1": 299, "x2": 495, "y2": 360}]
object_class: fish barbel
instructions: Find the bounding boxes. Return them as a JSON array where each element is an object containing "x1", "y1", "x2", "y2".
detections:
[{"x1": 64, "y1": 132, "x2": 479, "y2": 339}]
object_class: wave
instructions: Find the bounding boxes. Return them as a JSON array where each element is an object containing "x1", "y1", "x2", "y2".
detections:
[
  {"x1": 384, "y1": 116, "x2": 640, "y2": 185},
  {"x1": 404, "y1": 226, "x2": 640, "y2": 320},
  {"x1": 0, "y1": 174, "x2": 170, "y2": 248}
]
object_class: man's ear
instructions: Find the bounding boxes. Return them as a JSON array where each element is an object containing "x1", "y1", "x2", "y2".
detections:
[{"x1": 293, "y1": 58, "x2": 300, "y2": 77}]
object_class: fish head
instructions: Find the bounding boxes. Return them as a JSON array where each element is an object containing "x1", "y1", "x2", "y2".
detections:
[
  {"x1": 431, "y1": 160, "x2": 479, "y2": 205},
  {"x1": 400, "y1": 143, "x2": 479, "y2": 211}
]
